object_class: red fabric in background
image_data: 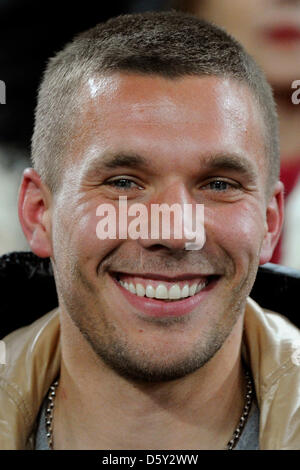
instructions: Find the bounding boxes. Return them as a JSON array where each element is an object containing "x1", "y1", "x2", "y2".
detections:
[{"x1": 271, "y1": 159, "x2": 300, "y2": 264}]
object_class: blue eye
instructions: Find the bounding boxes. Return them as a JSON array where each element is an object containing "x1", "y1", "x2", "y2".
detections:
[
  {"x1": 209, "y1": 180, "x2": 230, "y2": 191},
  {"x1": 106, "y1": 178, "x2": 142, "y2": 190}
]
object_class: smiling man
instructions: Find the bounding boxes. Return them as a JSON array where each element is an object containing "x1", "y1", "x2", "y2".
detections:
[{"x1": 1, "y1": 11, "x2": 300, "y2": 450}]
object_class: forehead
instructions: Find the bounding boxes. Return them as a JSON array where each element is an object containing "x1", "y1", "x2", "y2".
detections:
[{"x1": 68, "y1": 73, "x2": 267, "y2": 178}]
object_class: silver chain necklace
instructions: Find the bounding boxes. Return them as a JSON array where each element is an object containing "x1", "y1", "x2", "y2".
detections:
[{"x1": 45, "y1": 370, "x2": 253, "y2": 450}]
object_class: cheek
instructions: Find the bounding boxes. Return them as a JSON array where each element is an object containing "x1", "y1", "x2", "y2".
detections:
[
  {"x1": 206, "y1": 202, "x2": 266, "y2": 264},
  {"x1": 52, "y1": 197, "x2": 120, "y2": 267}
]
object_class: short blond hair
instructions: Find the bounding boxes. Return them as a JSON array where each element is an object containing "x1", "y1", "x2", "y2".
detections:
[{"x1": 32, "y1": 10, "x2": 279, "y2": 194}]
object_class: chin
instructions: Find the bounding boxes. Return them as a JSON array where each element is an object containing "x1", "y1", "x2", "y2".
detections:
[{"x1": 83, "y1": 322, "x2": 228, "y2": 383}]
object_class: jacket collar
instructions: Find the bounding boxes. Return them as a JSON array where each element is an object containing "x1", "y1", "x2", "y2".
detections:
[{"x1": 0, "y1": 310, "x2": 60, "y2": 449}]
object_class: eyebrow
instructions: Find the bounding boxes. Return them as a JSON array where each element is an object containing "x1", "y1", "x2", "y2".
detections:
[
  {"x1": 200, "y1": 153, "x2": 259, "y2": 182},
  {"x1": 84, "y1": 151, "x2": 258, "y2": 182},
  {"x1": 86, "y1": 153, "x2": 151, "y2": 174}
]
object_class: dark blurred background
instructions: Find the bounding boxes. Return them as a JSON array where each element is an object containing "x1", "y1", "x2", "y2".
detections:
[{"x1": 0, "y1": 0, "x2": 168, "y2": 154}]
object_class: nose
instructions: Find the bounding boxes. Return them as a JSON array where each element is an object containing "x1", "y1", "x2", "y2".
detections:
[{"x1": 136, "y1": 182, "x2": 206, "y2": 252}]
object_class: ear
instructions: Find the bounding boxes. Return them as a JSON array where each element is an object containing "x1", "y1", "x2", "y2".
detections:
[
  {"x1": 259, "y1": 181, "x2": 284, "y2": 265},
  {"x1": 18, "y1": 168, "x2": 53, "y2": 258}
]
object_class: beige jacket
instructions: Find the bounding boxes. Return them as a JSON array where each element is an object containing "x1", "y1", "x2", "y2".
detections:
[{"x1": 1, "y1": 297, "x2": 300, "y2": 450}]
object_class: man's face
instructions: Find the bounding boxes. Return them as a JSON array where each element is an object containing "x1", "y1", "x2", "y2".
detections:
[{"x1": 50, "y1": 73, "x2": 273, "y2": 381}]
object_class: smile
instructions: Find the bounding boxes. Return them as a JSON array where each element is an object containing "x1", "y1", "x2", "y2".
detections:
[
  {"x1": 111, "y1": 272, "x2": 219, "y2": 318},
  {"x1": 115, "y1": 273, "x2": 208, "y2": 301}
]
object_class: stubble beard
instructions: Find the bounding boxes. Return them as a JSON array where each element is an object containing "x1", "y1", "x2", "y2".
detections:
[
  {"x1": 58, "y1": 283, "x2": 245, "y2": 384},
  {"x1": 54, "y1": 251, "x2": 252, "y2": 384}
]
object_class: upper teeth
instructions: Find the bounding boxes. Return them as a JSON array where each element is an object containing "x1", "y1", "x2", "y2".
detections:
[{"x1": 118, "y1": 279, "x2": 206, "y2": 300}]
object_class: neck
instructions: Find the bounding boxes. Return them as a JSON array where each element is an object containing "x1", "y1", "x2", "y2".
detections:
[{"x1": 52, "y1": 311, "x2": 246, "y2": 450}]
